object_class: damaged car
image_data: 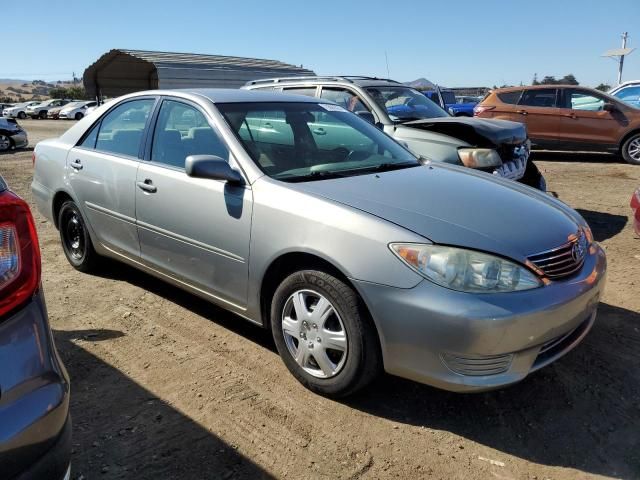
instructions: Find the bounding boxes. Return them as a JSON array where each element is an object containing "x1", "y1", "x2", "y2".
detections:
[{"x1": 244, "y1": 76, "x2": 545, "y2": 190}]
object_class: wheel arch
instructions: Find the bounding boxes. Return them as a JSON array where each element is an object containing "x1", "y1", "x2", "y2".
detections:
[
  {"x1": 619, "y1": 128, "x2": 640, "y2": 153},
  {"x1": 51, "y1": 190, "x2": 75, "y2": 229}
]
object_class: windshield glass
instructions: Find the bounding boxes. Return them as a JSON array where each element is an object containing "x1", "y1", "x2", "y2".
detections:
[
  {"x1": 217, "y1": 102, "x2": 419, "y2": 182},
  {"x1": 366, "y1": 87, "x2": 450, "y2": 122}
]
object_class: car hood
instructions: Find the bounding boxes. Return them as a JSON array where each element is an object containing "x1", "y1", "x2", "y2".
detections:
[
  {"x1": 400, "y1": 116, "x2": 527, "y2": 148},
  {"x1": 289, "y1": 163, "x2": 582, "y2": 262}
]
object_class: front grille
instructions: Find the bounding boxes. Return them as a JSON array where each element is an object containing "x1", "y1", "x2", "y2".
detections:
[
  {"x1": 527, "y1": 231, "x2": 587, "y2": 279},
  {"x1": 441, "y1": 353, "x2": 513, "y2": 376}
]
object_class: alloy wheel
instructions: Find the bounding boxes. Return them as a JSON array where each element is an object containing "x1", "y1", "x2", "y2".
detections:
[
  {"x1": 627, "y1": 137, "x2": 640, "y2": 163},
  {"x1": 281, "y1": 289, "x2": 348, "y2": 379}
]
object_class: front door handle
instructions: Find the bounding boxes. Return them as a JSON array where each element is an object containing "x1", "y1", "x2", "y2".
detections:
[
  {"x1": 516, "y1": 110, "x2": 528, "y2": 116},
  {"x1": 313, "y1": 127, "x2": 327, "y2": 135},
  {"x1": 70, "y1": 159, "x2": 83, "y2": 170},
  {"x1": 564, "y1": 113, "x2": 577, "y2": 119},
  {"x1": 136, "y1": 179, "x2": 157, "y2": 193}
]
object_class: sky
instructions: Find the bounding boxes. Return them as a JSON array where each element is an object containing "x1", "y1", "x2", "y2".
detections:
[{"x1": 4, "y1": 0, "x2": 640, "y2": 88}]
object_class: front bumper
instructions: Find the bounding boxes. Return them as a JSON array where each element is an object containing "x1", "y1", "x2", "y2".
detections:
[
  {"x1": 354, "y1": 244, "x2": 606, "y2": 392},
  {"x1": 0, "y1": 290, "x2": 71, "y2": 479}
]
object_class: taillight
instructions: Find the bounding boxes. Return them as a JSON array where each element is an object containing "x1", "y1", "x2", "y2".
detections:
[
  {"x1": 473, "y1": 105, "x2": 495, "y2": 116},
  {"x1": 0, "y1": 190, "x2": 41, "y2": 318},
  {"x1": 32, "y1": 152, "x2": 36, "y2": 166}
]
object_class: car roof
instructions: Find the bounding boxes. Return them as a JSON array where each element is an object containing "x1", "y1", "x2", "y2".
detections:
[
  {"x1": 492, "y1": 85, "x2": 596, "y2": 93},
  {"x1": 170, "y1": 88, "x2": 325, "y2": 104},
  {"x1": 244, "y1": 76, "x2": 405, "y2": 89}
]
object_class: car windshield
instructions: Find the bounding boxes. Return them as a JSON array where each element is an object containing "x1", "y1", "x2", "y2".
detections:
[
  {"x1": 366, "y1": 87, "x2": 450, "y2": 122},
  {"x1": 217, "y1": 102, "x2": 420, "y2": 182}
]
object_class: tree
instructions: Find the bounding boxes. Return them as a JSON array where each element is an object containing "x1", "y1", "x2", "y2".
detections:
[
  {"x1": 540, "y1": 75, "x2": 558, "y2": 85},
  {"x1": 532, "y1": 73, "x2": 539, "y2": 85},
  {"x1": 560, "y1": 74, "x2": 579, "y2": 85},
  {"x1": 595, "y1": 83, "x2": 611, "y2": 92},
  {"x1": 48, "y1": 86, "x2": 89, "y2": 100}
]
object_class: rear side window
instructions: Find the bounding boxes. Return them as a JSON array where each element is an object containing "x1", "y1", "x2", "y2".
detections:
[
  {"x1": 519, "y1": 89, "x2": 557, "y2": 108},
  {"x1": 497, "y1": 90, "x2": 523, "y2": 104},
  {"x1": 282, "y1": 87, "x2": 317, "y2": 97},
  {"x1": 150, "y1": 100, "x2": 228, "y2": 169},
  {"x1": 94, "y1": 99, "x2": 155, "y2": 157}
]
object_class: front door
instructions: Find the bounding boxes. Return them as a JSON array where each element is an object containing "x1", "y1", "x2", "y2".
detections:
[
  {"x1": 135, "y1": 98, "x2": 252, "y2": 309},
  {"x1": 557, "y1": 88, "x2": 625, "y2": 147},
  {"x1": 68, "y1": 97, "x2": 156, "y2": 258}
]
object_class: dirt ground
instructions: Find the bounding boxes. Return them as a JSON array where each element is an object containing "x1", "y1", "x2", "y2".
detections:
[{"x1": 2, "y1": 119, "x2": 639, "y2": 480}]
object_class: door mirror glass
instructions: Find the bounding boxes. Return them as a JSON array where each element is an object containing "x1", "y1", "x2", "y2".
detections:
[{"x1": 185, "y1": 155, "x2": 244, "y2": 184}]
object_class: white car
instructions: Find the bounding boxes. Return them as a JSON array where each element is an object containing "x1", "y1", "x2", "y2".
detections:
[
  {"x1": 84, "y1": 98, "x2": 113, "y2": 116},
  {"x1": 58, "y1": 101, "x2": 97, "y2": 120},
  {"x1": 26, "y1": 99, "x2": 71, "y2": 119},
  {"x1": 3, "y1": 101, "x2": 42, "y2": 119},
  {"x1": 609, "y1": 80, "x2": 640, "y2": 108}
]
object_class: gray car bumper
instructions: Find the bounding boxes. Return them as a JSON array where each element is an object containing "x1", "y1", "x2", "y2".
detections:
[
  {"x1": 0, "y1": 289, "x2": 71, "y2": 479},
  {"x1": 353, "y1": 244, "x2": 606, "y2": 392}
]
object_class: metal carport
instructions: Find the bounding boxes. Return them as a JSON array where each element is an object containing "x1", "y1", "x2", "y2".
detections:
[{"x1": 83, "y1": 49, "x2": 315, "y2": 99}]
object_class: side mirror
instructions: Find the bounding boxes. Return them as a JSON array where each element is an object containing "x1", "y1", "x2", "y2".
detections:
[
  {"x1": 355, "y1": 111, "x2": 376, "y2": 125},
  {"x1": 603, "y1": 102, "x2": 617, "y2": 112},
  {"x1": 185, "y1": 155, "x2": 244, "y2": 185}
]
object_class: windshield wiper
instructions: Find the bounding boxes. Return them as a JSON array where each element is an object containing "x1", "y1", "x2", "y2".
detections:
[
  {"x1": 346, "y1": 162, "x2": 420, "y2": 174},
  {"x1": 284, "y1": 170, "x2": 349, "y2": 182}
]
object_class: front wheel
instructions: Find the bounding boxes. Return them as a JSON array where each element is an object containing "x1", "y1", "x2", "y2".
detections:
[
  {"x1": 622, "y1": 133, "x2": 640, "y2": 165},
  {"x1": 74, "y1": 112, "x2": 84, "y2": 120},
  {"x1": 17, "y1": 111, "x2": 26, "y2": 119},
  {"x1": 58, "y1": 200, "x2": 99, "y2": 272},
  {"x1": 271, "y1": 270, "x2": 381, "y2": 397}
]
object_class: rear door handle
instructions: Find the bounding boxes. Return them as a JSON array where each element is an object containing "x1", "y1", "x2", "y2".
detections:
[
  {"x1": 136, "y1": 179, "x2": 157, "y2": 193},
  {"x1": 516, "y1": 110, "x2": 528, "y2": 116},
  {"x1": 70, "y1": 159, "x2": 83, "y2": 170}
]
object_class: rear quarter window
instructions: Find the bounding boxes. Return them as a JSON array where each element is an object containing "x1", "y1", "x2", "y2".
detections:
[{"x1": 497, "y1": 91, "x2": 523, "y2": 104}]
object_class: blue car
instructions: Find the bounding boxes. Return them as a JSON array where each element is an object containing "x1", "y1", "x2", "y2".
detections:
[
  {"x1": 0, "y1": 176, "x2": 71, "y2": 479},
  {"x1": 422, "y1": 89, "x2": 477, "y2": 117}
]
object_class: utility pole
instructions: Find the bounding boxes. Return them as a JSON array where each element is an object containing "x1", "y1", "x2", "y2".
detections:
[
  {"x1": 602, "y1": 32, "x2": 635, "y2": 85},
  {"x1": 384, "y1": 51, "x2": 390, "y2": 78}
]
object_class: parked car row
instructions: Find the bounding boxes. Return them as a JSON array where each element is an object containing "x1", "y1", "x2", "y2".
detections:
[
  {"x1": 475, "y1": 84, "x2": 640, "y2": 164},
  {"x1": 48, "y1": 101, "x2": 98, "y2": 120}
]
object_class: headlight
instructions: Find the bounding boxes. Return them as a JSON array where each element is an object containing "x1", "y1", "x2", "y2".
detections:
[
  {"x1": 458, "y1": 148, "x2": 503, "y2": 168},
  {"x1": 390, "y1": 243, "x2": 542, "y2": 293}
]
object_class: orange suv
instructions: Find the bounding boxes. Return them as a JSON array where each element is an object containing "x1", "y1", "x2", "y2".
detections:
[{"x1": 475, "y1": 85, "x2": 640, "y2": 164}]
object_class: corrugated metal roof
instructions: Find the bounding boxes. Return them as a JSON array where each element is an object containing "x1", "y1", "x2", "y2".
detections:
[{"x1": 83, "y1": 49, "x2": 315, "y2": 97}]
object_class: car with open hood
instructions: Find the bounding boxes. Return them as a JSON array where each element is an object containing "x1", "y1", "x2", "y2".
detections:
[
  {"x1": 244, "y1": 76, "x2": 545, "y2": 190},
  {"x1": 32, "y1": 89, "x2": 605, "y2": 397}
]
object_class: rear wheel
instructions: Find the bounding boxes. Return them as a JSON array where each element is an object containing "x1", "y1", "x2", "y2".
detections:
[
  {"x1": 622, "y1": 133, "x2": 640, "y2": 165},
  {"x1": 270, "y1": 270, "x2": 381, "y2": 397},
  {"x1": 17, "y1": 111, "x2": 26, "y2": 119},
  {"x1": 58, "y1": 201, "x2": 99, "y2": 272},
  {"x1": 0, "y1": 135, "x2": 11, "y2": 152}
]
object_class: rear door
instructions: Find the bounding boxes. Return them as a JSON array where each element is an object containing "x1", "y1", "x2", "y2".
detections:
[
  {"x1": 557, "y1": 88, "x2": 623, "y2": 147},
  {"x1": 515, "y1": 88, "x2": 561, "y2": 143},
  {"x1": 68, "y1": 97, "x2": 156, "y2": 258},
  {"x1": 135, "y1": 98, "x2": 252, "y2": 308}
]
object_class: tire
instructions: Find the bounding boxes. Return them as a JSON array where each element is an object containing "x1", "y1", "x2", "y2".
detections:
[
  {"x1": 270, "y1": 270, "x2": 381, "y2": 397},
  {"x1": 58, "y1": 200, "x2": 99, "y2": 272},
  {"x1": 0, "y1": 135, "x2": 11, "y2": 152},
  {"x1": 39, "y1": 110, "x2": 47, "y2": 119},
  {"x1": 621, "y1": 132, "x2": 640, "y2": 165},
  {"x1": 74, "y1": 112, "x2": 84, "y2": 121},
  {"x1": 17, "y1": 111, "x2": 26, "y2": 119}
]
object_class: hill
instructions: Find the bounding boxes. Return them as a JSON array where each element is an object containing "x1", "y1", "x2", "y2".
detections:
[
  {"x1": 0, "y1": 80, "x2": 77, "y2": 102},
  {"x1": 404, "y1": 77, "x2": 436, "y2": 90}
]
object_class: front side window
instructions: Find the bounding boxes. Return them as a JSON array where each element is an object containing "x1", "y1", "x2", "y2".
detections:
[
  {"x1": 94, "y1": 99, "x2": 154, "y2": 157},
  {"x1": 217, "y1": 102, "x2": 419, "y2": 182},
  {"x1": 519, "y1": 89, "x2": 557, "y2": 108},
  {"x1": 567, "y1": 90, "x2": 605, "y2": 111},
  {"x1": 150, "y1": 100, "x2": 228, "y2": 169},
  {"x1": 320, "y1": 88, "x2": 368, "y2": 113},
  {"x1": 366, "y1": 86, "x2": 450, "y2": 122}
]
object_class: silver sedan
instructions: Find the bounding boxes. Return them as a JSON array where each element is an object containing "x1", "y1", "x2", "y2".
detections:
[{"x1": 32, "y1": 89, "x2": 606, "y2": 397}]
